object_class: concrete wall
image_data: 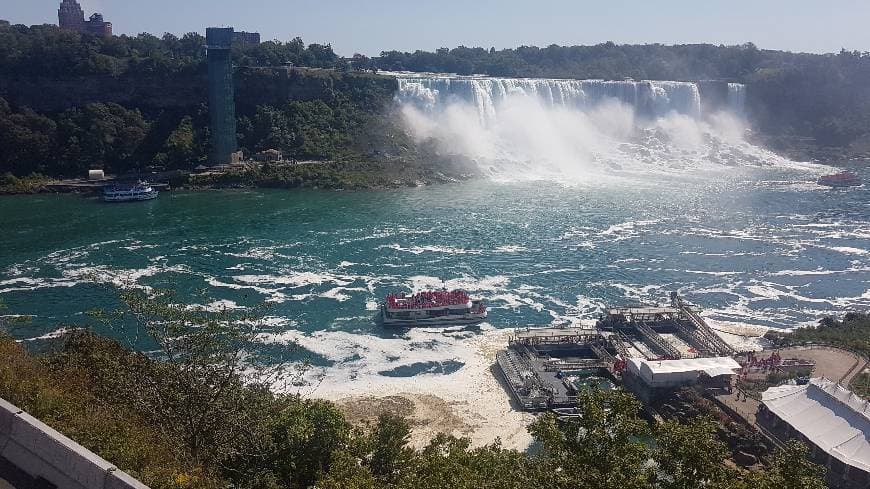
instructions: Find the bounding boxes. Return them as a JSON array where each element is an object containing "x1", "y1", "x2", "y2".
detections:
[{"x1": 0, "y1": 398, "x2": 150, "y2": 489}]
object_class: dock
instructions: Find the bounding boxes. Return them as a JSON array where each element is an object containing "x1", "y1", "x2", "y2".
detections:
[
  {"x1": 496, "y1": 293, "x2": 739, "y2": 412},
  {"x1": 497, "y1": 327, "x2": 617, "y2": 410}
]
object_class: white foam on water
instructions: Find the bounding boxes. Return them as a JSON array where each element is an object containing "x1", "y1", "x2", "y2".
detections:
[
  {"x1": 0, "y1": 277, "x2": 78, "y2": 294},
  {"x1": 405, "y1": 275, "x2": 511, "y2": 294},
  {"x1": 379, "y1": 244, "x2": 482, "y2": 255},
  {"x1": 828, "y1": 246, "x2": 869, "y2": 256},
  {"x1": 258, "y1": 326, "x2": 534, "y2": 449},
  {"x1": 17, "y1": 327, "x2": 75, "y2": 342},
  {"x1": 233, "y1": 272, "x2": 350, "y2": 288},
  {"x1": 493, "y1": 245, "x2": 530, "y2": 253},
  {"x1": 185, "y1": 300, "x2": 243, "y2": 312},
  {"x1": 62, "y1": 263, "x2": 191, "y2": 292},
  {"x1": 206, "y1": 277, "x2": 287, "y2": 303},
  {"x1": 600, "y1": 219, "x2": 660, "y2": 238}
]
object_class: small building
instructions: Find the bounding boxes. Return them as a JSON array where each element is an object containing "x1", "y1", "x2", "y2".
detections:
[
  {"x1": 255, "y1": 149, "x2": 283, "y2": 163},
  {"x1": 758, "y1": 378, "x2": 869, "y2": 489},
  {"x1": 624, "y1": 357, "x2": 740, "y2": 402},
  {"x1": 87, "y1": 169, "x2": 105, "y2": 181}
]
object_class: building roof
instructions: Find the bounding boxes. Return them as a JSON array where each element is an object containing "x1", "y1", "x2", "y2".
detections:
[
  {"x1": 762, "y1": 378, "x2": 870, "y2": 473},
  {"x1": 627, "y1": 357, "x2": 740, "y2": 387}
]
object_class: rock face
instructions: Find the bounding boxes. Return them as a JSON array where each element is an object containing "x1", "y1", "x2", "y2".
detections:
[{"x1": 235, "y1": 67, "x2": 397, "y2": 114}]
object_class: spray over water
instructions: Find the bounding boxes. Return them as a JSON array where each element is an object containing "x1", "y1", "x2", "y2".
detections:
[{"x1": 392, "y1": 73, "x2": 795, "y2": 182}]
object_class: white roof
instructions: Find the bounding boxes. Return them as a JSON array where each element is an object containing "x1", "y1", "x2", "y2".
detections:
[
  {"x1": 630, "y1": 356, "x2": 741, "y2": 375},
  {"x1": 762, "y1": 378, "x2": 870, "y2": 472},
  {"x1": 627, "y1": 357, "x2": 740, "y2": 387}
]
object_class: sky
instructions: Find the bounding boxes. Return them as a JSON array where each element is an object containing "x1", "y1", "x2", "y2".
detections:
[{"x1": 3, "y1": 0, "x2": 870, "y2": 56}]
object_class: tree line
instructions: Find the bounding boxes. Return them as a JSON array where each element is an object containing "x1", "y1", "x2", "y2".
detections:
[{"x1": 0, "y1": 21, "x2": 341, "y2": 77}]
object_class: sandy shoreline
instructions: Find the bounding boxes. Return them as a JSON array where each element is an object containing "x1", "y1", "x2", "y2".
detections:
[
  {"x1": 306, "y1": 328, "x2": 536, "y2": 450},
  {"x1": 282, "y1": 317, "x2": 765, "y2": 451}
]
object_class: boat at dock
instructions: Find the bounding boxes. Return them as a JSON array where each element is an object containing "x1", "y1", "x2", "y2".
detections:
[
  {"x1": 380, "y1": 289, "x2": 487, "y2": 327},
  {"x1": 817, "y1": 171, "x2": 862, "y2": 188},
  {"x1": 102, "y1": 181, "x2": 159, "y2": 202}
]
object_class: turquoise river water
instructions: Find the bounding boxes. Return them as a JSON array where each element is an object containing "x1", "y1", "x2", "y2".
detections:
[{"x1": 1, "y1": 166, "x2": 869, "y2": 384}]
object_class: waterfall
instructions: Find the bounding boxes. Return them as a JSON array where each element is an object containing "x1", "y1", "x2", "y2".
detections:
[
  {"x1": 727, "y1": 83, "x2": 747, "y2": 117},
  {"x1": 390, "y1": 72, "x2": 772, "y2": 180},
  {"x1": 394, "y1": 74, "x2": 708, "y2": 125}
]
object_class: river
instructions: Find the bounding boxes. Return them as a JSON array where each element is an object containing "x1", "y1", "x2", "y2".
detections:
[{"x1": 3, "y1": 165, "x2": 869, "y2": 447}]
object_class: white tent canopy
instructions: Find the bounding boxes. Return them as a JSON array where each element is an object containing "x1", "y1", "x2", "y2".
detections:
[
  {"x1": 762, "y1": 378, "x2": 870, "y2": 473},
  {"x1": 627, "y1": 357, "x2": 740, "y2": 388}
]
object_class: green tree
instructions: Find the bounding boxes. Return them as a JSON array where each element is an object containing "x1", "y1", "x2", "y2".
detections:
[
  {"x1": 529, "y1": 389, "x2": 653, "y2": 489},
  {"x1": 92, "y1": 289, "x2": 291, "y2": 469},
  {"x1": 653, "y1": 417, "x2": 730, "y2": 489},
  {"x1": 368, "y1": 414, "x2": 414, "y2": 483},
  {"x1": 269, "y1": 398, "x2": 350, "y2": 488},
  {"x1": 162, "y1": 116, "x2": 198, "y2": 168},
  {"x1": 750, "y1": 441, "x2": 827, "y2": 489}
]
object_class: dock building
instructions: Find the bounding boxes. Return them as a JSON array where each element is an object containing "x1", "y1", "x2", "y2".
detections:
[
  {"x1": 758, "y1": 378, "x2": 870, "y2": 489},
  {"x1": 623, "y1": 357, "x2": 740, "y2": 402}
]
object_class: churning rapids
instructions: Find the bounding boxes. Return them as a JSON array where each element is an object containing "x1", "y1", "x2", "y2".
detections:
[{"x1": 1, "y1": 74, "x2": 868, "y2": 420}]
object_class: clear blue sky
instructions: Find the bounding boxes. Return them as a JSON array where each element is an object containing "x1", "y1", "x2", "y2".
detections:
[{"x1": 3, "y1": 0, "x2": 869, "y2": 56}]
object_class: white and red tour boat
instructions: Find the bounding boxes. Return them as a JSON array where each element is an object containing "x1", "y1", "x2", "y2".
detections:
[{"x1": 380, "y1": 289, "x2": 487, "y2": 327}]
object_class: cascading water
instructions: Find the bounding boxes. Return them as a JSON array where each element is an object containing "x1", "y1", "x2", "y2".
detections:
[
  {"x1": 395, "y1": 75, "x2": 704, "y2": 125},
  {"x1": 727, "y1": 82, "x2": 747, "y2": 118},
  {"x1": 391, "y1": 72, "x2": 794, "y2": 180}
]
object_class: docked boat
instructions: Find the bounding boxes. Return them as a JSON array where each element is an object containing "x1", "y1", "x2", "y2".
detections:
[
  {"x1": 102, "y1": 181, "x2": 159, "y2": 202},
  {"x1": 380, "y1": 289, "x2": 487, "y2": 327},
  {"x1": 817, "y1": 171, "x2": 862, "y2": 188}
]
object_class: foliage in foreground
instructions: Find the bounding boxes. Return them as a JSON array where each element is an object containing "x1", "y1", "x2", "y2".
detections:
[{"x1": 0, "y1": 290, "x2": 828, "y2": 489}]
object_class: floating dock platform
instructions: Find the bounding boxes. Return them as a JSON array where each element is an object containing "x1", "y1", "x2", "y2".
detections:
[
  {"x1": 496, "y1": 293, "x2": 736, "y2": 412},
  {"x1": 496, "y1": 327, "x2": 617, "y2": 411}
]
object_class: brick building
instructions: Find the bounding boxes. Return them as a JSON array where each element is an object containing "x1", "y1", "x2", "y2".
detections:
[
  {"x1": 233, "y1": 31, "x2": 261, "y2": 45},
  {"x1": 58, "y1": 0, "x2": 112, "y2": 37}
]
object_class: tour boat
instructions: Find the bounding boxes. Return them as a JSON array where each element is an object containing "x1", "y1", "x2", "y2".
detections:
[
  {"x1": 817, "y1": 171, "x2": 862, "y2": 188},
  {"x1": 380, "y1": 289, "x2": 487, "y2": 327},
  {"x1": 102, "y1": 181, "x2": 159, "y2": 202}
]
